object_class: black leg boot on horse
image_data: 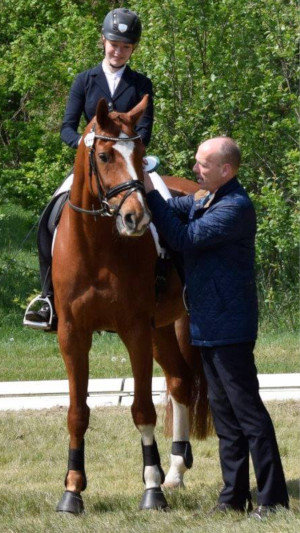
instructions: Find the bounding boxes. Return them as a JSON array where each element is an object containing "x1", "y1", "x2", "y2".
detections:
[
  {"x1": 56, "y1": 440, "x2": 87, "y2": 514},
  {"x1": 139, "y1": 439, "x2": 168, "y2": 510}
]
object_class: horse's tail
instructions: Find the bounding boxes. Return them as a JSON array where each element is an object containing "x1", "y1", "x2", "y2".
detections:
[
  {"x1": 164, "y1": 314, "x2": 214, "y2": 440},
  {"x1": 188, "y1": 351, "x2": 214, "y2": 439}
]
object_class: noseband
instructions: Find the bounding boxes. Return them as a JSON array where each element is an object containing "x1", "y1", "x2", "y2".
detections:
[{"x1": 68, "y1": 125, "x2": 145, "y2": 218}]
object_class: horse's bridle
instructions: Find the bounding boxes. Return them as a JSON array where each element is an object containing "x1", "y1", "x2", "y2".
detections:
[{"x1": 68, "y1": 125, "x2": 146, "y2": 218}]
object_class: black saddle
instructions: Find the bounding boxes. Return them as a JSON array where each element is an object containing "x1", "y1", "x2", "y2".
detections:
[{"x1": 47, "y1": 192, "x2": 69, "y2": 235}]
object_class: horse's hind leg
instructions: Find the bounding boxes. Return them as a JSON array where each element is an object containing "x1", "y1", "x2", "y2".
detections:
[
  {"x1": 56, "y1": 323, "x2": 91, "y2": 514},
  {"x1": 119, "y1": 320, "x2": 169, "y2": 510},
  {"x1": 152, "y1": 322, "x2": 194, "y2": 489}
]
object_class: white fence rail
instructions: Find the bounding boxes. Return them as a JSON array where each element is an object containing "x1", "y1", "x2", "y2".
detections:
[{"x1": 0, "y1": 374, "x2": 299, "y2": 411}]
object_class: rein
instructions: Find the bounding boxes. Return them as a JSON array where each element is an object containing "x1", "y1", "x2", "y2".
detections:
[{"x1": 68, "y1": 127, "x2": 145, "y2": 218}]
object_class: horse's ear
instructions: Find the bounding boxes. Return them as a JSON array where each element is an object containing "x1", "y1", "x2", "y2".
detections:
[
  {"x1": 127, "y1": 94, "x2": 149, "y2": 126},
  {"x1": 96, "y1": 98, "x2": 113, "y2": 130}
]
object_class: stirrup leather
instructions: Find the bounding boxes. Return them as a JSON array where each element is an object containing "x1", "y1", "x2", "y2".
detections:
[{"x1": 23, "y1": 295, "x2": 54, "y2": 331}]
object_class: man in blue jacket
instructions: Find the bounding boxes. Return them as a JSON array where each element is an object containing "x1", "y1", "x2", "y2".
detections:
[{"x1": 145, "y1": 137, "x2": 289, "y2": 519}]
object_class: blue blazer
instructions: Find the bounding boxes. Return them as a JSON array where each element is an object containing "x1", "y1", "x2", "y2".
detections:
[
  {"x1": 61, "y1": 63, "x2": 153, "y2": 148},
  {"x1": 147, "y1": 177, "x2": 258, "y2": 347}
]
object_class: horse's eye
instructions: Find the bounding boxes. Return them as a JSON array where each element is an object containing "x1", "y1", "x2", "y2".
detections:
[{"x1": 98, "y1": 152, "x2": 109, "y2": 163}]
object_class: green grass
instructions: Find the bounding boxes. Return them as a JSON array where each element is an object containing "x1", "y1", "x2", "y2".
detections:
[
  {"x1": 0, "y1": 326, "x2": 299, "y2": 382},
  {"x1": 0, "y1": 202, "x2": 299, "y2": 382},
  {"x1": 254, "y1": 331, "x2": 299, "y2": 374},
  {"x1": 0, "y1": 402, "x2": 299, "y2": 532}
]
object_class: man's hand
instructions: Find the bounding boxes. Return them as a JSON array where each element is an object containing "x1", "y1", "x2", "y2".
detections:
[{"x1": 143, "y1": 171, "x2": 155, "y2": 193}]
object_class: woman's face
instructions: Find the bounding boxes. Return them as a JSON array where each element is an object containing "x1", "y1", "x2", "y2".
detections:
[{"x1": 103, "y1": 39, "x2": 134, "y2": 68}]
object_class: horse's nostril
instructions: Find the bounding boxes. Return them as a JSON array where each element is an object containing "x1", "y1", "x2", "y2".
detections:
[{"x1": 124, "y1": 212, "x2": 136, "y2": 230}]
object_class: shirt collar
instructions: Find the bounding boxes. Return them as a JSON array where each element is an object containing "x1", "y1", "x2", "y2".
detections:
[
  {"x1": 214, "y1": 176, "x2": 239, "y2": 199},
  {"x1": 102, "y1": 60, "x2": 126, "y2": 79},
  {"x1": 194, "y1": 177, "x2": 239, "y2": 210}
]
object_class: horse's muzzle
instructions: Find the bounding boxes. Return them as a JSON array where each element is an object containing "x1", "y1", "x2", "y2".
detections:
[{"x1": 116, "y1": 205, "x2": 151, "y2": 237}]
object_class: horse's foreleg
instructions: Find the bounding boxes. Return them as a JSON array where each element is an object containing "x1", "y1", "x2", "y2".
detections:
[
  {"x1": 138, "y1": 424, "x2": 169, "y2": 510},
  {"x1": 56, "y1": 323, "x2": 91, "y2": 514},
  {"x1": 152, "y1": 323, "x2": 193, "y2": 489},
  {"x1": 119, "y1": 321, "x2": 169, "y2": 510}
]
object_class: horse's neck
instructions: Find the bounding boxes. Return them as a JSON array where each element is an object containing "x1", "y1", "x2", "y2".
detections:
[
  {"x1": 70, "y1": 151, "x2": 101, "y2": 214},
  {"x1": 68, "y1": 158, "x2": 112, "y2": 241},
  {"x1": 70, "y1": 178, "x2": 93, "y2": 211}
]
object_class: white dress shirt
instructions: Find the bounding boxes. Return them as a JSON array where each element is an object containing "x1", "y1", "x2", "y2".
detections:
[{"x1": 102, "y1": 60, "x2": 126, "y2": 96}]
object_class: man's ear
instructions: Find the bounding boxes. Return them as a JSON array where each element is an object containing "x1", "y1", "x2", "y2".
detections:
[{"x1": 222, "y1": 162, "x2": 232, "y2": 178}]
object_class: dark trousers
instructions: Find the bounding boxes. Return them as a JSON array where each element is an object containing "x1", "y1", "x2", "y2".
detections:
[
  {"x1": 201, "y1": 342, "x2": 289, "y2": 508},
  {"x1": 37, "y1": 192, "x2": 69, "y2": 298},
  {"x1": 37, "y1": 200, "x2": 55, "y2": 298}
]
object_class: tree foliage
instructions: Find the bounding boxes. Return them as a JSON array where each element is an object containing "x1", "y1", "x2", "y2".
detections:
[{"x1": 0, "y1": 0, "x2": 298, "y2": 321}]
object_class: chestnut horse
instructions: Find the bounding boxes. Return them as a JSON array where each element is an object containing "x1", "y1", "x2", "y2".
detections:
[{"x1": 53, "y1": 95, "x2": 210, "y2": 514}]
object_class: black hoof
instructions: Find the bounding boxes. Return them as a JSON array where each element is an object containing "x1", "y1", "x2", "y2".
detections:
[
  {"x1": 139, "y1": 487, "x2": 169, "y2": 511},
  {"x1": 56, "y1": 490, "x2": 84, "y2": 514}
]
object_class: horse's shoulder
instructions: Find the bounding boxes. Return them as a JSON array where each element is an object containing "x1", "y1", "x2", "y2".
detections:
[{"x1": 161, "y1": 175, "x2": 200, "y2": 197}]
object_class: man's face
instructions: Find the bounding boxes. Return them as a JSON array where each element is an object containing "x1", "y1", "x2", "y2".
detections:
[{"x1": 193, "y1": 144, "x2": 227, "y2": 193}]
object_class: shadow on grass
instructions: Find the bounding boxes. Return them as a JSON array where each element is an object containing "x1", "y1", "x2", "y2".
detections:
[
  {"x1": 287, "y1": 479, "x2": 300, "y2": 501},
  {"x1": 91, "y1": 495, "x2": 134, "y2": 513},
  {"x1": 90, "y1": 487, "x2": 202, "y2": 514},
  {"x1": 249, "y1": 478, "x2": 299, "y2": 511}
]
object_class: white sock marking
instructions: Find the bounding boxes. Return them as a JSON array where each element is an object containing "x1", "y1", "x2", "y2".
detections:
[
  {"x1": 164, "y1": 396, "x2": 190, "y2": 487},
  {"x1": 170, "y1": 395, "x2": 189, "y2": 441}
]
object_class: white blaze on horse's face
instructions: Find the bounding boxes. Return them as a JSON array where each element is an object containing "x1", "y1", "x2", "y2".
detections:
[
  {"x1": 113, "y1": 133, "x2": 151, "y2": 236},
  {"x1": 113, "y1": 133, "x2": 137, "y2": 181}
]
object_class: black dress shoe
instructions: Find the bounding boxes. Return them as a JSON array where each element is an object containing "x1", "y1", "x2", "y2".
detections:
[
  {"x1": 209, "y1": 502, "x2": 251, "y2": 515},
  {"x1": 249, "y1": 505, "x2": 278, "y2": 520}
]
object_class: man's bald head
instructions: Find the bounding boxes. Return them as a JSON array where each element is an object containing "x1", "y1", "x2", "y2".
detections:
[
  {"x1": 200, "y1": 137, "x2": 241, "y2": 172},
  {"x1": 193, "y1": 137, "x2": 241, "y2": 193}
]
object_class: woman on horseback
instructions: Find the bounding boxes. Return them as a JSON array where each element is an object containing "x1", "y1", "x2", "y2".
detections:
[{"x1": 24, "y1": 8, "x2": 154, "y2": 330}]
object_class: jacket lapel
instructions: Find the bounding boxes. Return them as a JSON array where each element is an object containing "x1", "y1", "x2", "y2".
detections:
[
  {"x1": 112, "y1": 65, "x2": 134, "y2": 102},
  {"x1": 91, "y1": 63, "x2": 111, "y2": 99}
]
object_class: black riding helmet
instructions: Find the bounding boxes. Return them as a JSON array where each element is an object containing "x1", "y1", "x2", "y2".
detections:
[{"x1": 102, "y1": 8, "x2": 142, "y2": 44}]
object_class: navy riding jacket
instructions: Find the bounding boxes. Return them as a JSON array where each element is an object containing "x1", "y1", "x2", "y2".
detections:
[
  {"x1": 61, "y1": 63, "x2": 153, "y2": 148},
  {"x1": 147, "y1": 177, "x2": 258, "y2": 346}
]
